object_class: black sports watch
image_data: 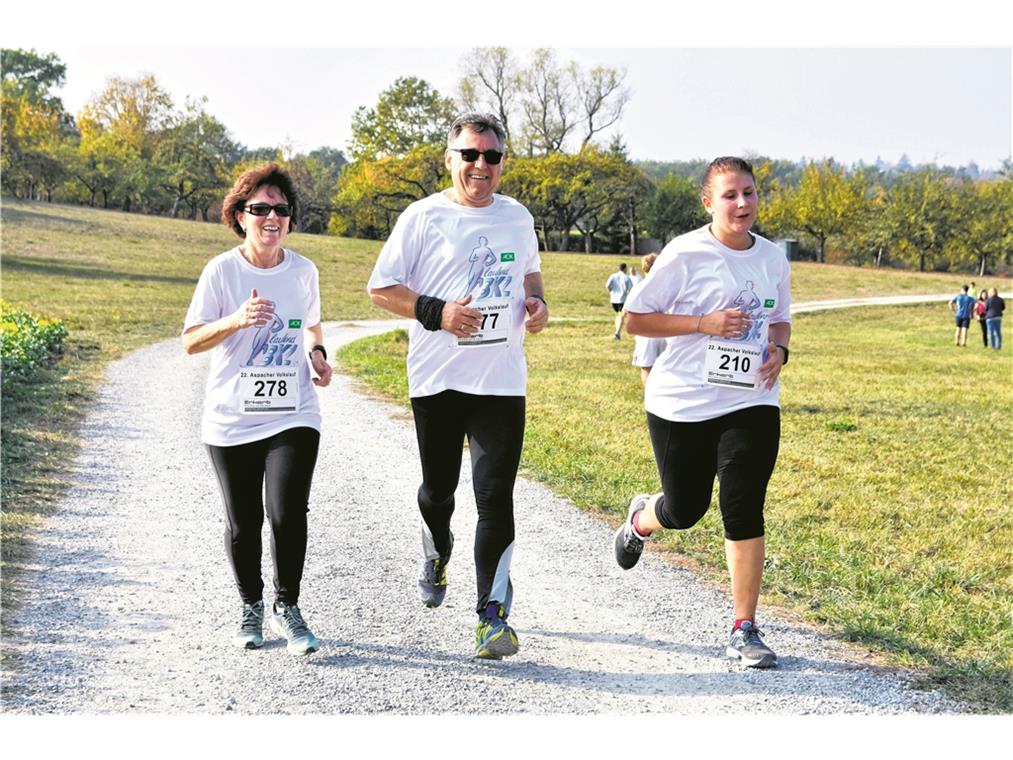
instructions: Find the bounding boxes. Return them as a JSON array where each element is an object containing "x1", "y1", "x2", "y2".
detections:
[{"x1": 775, "y1": 344, "x2": 789, "y2": 365}]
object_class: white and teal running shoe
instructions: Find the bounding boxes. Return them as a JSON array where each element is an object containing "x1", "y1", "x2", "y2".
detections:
[
  {"x1": 233, "y1": 600, "x2": 264, "y2": 650},
  {"x1": 269, "y1": 602, "x2": 319, "y2": 656}
]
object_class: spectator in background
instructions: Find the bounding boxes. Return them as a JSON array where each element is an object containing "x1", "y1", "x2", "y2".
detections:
[
  {"x1": 985, "y1": 287, "x2": 1005, "y2": 350},
  {"x1": 949, "y1": 284, "x2": 976, "y2": 347},
  {"x1": 630, "y1": 266, "x2": 643, "y2": 286},
  {"x1": 974, "y1": 288, "x2": 989, "y2": 348}
]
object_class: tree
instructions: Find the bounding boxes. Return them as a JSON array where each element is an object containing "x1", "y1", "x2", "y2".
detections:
[
  {"x1": 286, "y1": 147, "x2": 347, "y2": 234},
  {"x1": 155, "y1": 98, "x2": 240, "y2": 219},
  {"x1": 947, "y1": 178, "x2": 1013, "y2": 275},
  {"x1": 883, "y1": 167, "x2": 961, "y2": 272},
  {"x1": 461, "y1": 49, "x2": 631, "y2": 157},
  {"x1": 1, "y1": 48, "x2": 74, "y2": 200},
  {"x1": 76, "y1": 75, "x2": 175, "y2": 211},
  {"x1": 348, "y1": 77, "x2": 456, "y2": 160},
  {"x1": 458, "y1": 47, "x2": 519, "y2": 149},
  {"x1": 644, "y1": 172, "x2": 708, "y2": 243},
  {"x1": 330, "y1": 145, "x2": 447, "y2": 239},
  {"x1": 761, "y1": 160, "x2": 868, "y2": 263},
  {"x1": 571, "y1": 64, "x2": 631, "y2": 149},
  {"x1": 500, "y1": 148, "x2": 650, "y2": 252}
]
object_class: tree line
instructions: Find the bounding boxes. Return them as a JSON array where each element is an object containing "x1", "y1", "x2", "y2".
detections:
[{"x1": 3, "y1": 47, "x2": 1011, "y2": 274}]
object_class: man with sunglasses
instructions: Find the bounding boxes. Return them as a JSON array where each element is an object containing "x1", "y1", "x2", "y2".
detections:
[{"x1": 368, "y1": 113, "x2": 548, "y2": 659}]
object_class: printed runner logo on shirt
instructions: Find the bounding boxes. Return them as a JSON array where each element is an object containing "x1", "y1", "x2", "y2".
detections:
[
  {"x1": 454, "y1": 234, "x2": 515, "y2": 348},
  {"x1": 239, "y1": 313, "x2": 301, "y2": 413}
]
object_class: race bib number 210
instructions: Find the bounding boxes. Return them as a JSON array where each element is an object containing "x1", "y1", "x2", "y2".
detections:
[{"x1": 703, "y1": 341, "x2": 761, "y2": 390}]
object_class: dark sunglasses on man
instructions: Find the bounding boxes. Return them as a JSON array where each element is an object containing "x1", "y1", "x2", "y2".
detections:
[
  {"x1": 244, "y1": 203, "x2": 293, "y2": 217},
  {"x1": 448, "y1": 148, "x2": 504, "y2": 165}
]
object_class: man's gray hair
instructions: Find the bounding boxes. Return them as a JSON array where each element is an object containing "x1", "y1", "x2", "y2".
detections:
[{"x1": 447, "y1": 113, "x2": 506, "y2": 147}]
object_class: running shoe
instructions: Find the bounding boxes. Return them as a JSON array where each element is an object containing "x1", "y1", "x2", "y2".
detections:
[
  {"x1": 726, "y1": 620, "x2": 777, "y2": 668},
  {"x1": 419, "y1": 531, "x2": 454, "y2": 608},
  {"x1": 233, "y1": 600, "x2": 264, "y2": 650},
  {"x1": 613, "y1": 493, "x2": 651, "y2": 570},
  {"x1": 474, "y1": 602, "x2": 519, "y2": 660},
  {"x1": 269, "y1": 602, "x2": 319, "y2": 656}
]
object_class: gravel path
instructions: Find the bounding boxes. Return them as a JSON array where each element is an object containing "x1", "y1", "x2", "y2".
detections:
[{"x1": 1, "y1": 304, "x2": 967, "y2": 715}]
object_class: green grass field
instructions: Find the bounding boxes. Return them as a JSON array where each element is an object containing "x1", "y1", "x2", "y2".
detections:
[{"x1": 3, "y1": 199, "x2": 1011, "y2": 711}]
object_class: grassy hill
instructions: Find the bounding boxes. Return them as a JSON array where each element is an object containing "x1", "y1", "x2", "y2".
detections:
[{"x1": 3, "y1": 199, "x2": 1011, "y2": 711}]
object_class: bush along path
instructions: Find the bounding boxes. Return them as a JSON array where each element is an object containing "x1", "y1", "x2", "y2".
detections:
[{"x1": 1, "y1": 315, "x2": 966, "y2": 715}]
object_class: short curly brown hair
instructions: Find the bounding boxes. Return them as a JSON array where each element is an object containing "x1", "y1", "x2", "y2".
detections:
[{"x1": 221, "y1": 162, "x2": 299, "y2": 238}]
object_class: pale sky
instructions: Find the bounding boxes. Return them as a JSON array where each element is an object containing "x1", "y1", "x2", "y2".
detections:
[{"x1": 5, "y1": 3, "x2": 1011, "y2": 169}]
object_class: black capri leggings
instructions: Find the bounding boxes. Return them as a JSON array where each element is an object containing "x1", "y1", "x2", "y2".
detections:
[
  {"x1": 647, "y1": 405, "x2": 780, "y2": 541},
  {"x1": 207, "y1": 426, "x2": 320, "y2": 606}
]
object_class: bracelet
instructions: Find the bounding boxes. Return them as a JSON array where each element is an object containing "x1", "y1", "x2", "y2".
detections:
[
  {"x1": 696, "y1": 315, "x2": 704, "y2": 333},
  {"x1": 309, "y1": 344, "x2": 327, "y2": 361},
  {"x1": 776, "y1": 344, "x2": 789, "y2": 365},
  {"x1": 414, "y1": 295, "x2": 447, "y2": 332}
]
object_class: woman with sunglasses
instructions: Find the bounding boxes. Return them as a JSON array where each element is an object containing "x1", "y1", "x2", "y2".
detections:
[
  {"x1": 613, "y1": 156, "x2": 791, "y2": 669},
  {"x1": 183, "y1": 162, "x2": 332, "y2": 656}
]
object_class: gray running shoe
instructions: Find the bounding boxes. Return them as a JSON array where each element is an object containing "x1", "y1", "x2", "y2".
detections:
[
  {"x1": 726, "y1": 620, "x2": 777, "y2": 668},
  {"x1": 613, "y1": 493, "x2": 651, "y2": 569},
  {"x1": 269, "y1": 603, "x2": 319, "y2": 656},
  {"x1": 474, "y1": 602, "x2": 519, "y2": 660},
  {"x1": 233, "y1": 600, "x2": 264, "y2": 649},
  {"x1": 419, "y1": 531, "x2": 454, "y2": 608}
]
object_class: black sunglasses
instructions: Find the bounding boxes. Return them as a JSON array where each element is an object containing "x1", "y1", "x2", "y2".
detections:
[
  {"x1": 449, "y1": 148, "x2": 504, "y2": 165},
  {"x1": 244, "y1": 203, "x2": 293, "y2": 217}
]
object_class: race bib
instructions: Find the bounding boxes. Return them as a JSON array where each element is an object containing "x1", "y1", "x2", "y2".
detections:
[
  {"x1": 703, "y1": 341, "x2": 762, "y2": 390},
  {"x1": 238, "y1": 367, "x2": 300, "y2": 413},
  {"x1": 450, "y1": 299, "x2": 512, "y2": 348}
]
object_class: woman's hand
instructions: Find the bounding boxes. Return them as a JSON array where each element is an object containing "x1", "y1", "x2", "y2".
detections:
[
  {"x1": 310, "y1": 350, "x2": 332, "y2": 387},
  {"x1": 757, "y1": 341, "x2": 786, "y2": 389},
  {"x1": 235, "y1": 288, "x2": 275, "y2": 329},
  {"x1": 698, "y1": 308, "x2": 751, "y2": 339}
]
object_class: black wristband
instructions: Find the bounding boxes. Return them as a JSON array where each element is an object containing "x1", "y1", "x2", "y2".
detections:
[
  {"x1": 309, "y1": 344, "x2": 327, "y2": 361},
  {"x1": 530, "y1": 294, "x2": 546, "y2": 305},
  {"x1": 414, "y1": 295, "x2": 447, "y2": 332},
  {"x1": 776, "y1": 344, "x2": 789, "y2": 365}
]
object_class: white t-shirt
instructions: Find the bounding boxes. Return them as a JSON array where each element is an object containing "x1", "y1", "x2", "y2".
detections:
[
  {"x1": 183, "y1": 247, "x2": 322, "y2": 446},
  {"x1": 606, "y1": 271, "x2": 633, "y2": 303},
  {"x1": 624, "y1": 225, "x2": 792, "y2": 422},
  {"x1": 367, "y1": 192, "x2": 541, "y2": 398}
]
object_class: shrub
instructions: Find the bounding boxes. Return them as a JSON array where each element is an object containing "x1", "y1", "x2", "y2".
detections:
[{"x1": 0, "y1": 300, "x2": 68, "y2": 381}]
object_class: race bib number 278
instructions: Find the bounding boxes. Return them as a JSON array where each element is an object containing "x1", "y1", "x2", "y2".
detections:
[{"x1": 238, "y1": 367, "x2": 300, "y2": 413}]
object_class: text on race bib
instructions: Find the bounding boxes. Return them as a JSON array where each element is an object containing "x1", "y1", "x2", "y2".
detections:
[{"x1": 238, "y1": 367, "x2": 301, "y2": 413}]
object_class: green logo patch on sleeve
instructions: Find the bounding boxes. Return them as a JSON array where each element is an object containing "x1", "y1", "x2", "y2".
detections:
[
  {"x1": 288, "y1": 319, "x2": 302, "y2": 328},
  {"x1": 500, "y1": 252, "x2": 516, "y2": 262},
  {"x1": 764, "y1": 299, "x2": 775, "y2": 308}
]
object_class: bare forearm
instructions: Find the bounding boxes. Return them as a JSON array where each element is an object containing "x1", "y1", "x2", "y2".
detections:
[
  {"x1": 626, "y1": 312, "x2": 701, "y2": 338},
  {"x1": 768, "y1": 322, "x2": 791, "y2": 348},
  {"x1": 182, "y1": 315, "x2": 240, "y2": 354},
  {"x1": 369, "y1": 284, "x2": 418, "y2": 320}
]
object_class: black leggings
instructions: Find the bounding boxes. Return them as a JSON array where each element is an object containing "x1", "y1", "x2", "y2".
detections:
[
  {"x1": 411, "y1": 391, "x2": 525, "y2": 615},
  {"x1": 980, "y1": 319, "x2": 989, "y2": 347},
  {"x1": 207, "y1": 426, "x2": 320, "y2": 606},
  {"x1": 647, "y1": 405, "x2": 780, "y2": 541}
]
